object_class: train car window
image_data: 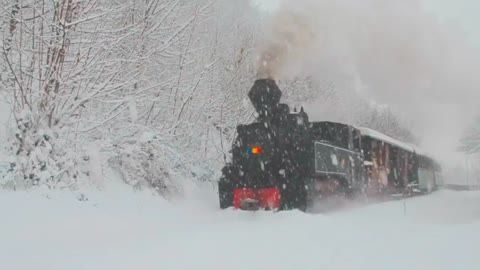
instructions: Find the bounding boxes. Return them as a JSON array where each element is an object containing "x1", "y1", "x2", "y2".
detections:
[
  {"x1": 324, "y1": 124, "x2": 335, "y2": 142},
  {"x1": 310, "y1": 122, "x2": 353, "y2": 149},
  {"x1": 353, "y1": 130, "x2": 361, "y2": 152},
  {"x1": 348, "y1": 127, "x2": 354, "y2": 151},
  {"x1": 339, "y1": 126, "x2": 348, "y2": 149}
]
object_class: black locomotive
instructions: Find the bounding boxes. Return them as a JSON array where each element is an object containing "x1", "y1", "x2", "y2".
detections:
[{"x1": 218, "y1": 79, "x2": 442, "y2": 211}]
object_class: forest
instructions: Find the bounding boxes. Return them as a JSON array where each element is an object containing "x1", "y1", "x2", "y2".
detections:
[{"x1": 0, "y1": 0, "x2": 468, "y2": 195}]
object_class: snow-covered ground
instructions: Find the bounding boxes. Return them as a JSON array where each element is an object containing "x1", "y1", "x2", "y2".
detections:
[{"x1": 1, "y1": 187, "x2": 480, "y2": 270}]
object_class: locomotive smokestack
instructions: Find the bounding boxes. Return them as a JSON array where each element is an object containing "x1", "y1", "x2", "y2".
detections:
[{"x1": 248, "y1": 79, "x2": 282, "y2": 120}]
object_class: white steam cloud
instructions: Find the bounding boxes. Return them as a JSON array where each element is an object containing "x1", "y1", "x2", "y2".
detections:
[{"x1": 256, "y1": 0, "x2": 480, "y2": 170}]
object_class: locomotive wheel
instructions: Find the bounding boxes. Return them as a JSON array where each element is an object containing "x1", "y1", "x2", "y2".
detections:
[
  {"x1": 280, "y1": 179, "x2": 307, "y2": 211},
  {"x1": 218, "y1": 179, "x2": 234, "y2": 209},
  {"x1": 305, "y1": 177, "x2": 351, "y2": 212}
]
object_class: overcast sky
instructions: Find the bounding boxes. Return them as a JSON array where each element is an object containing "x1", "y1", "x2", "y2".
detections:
[{"x1": 423, "y1": 0, "x2": 480, "y2": 46}]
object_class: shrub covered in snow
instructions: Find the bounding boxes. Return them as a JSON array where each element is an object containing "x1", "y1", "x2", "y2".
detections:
[
  {"x1": 108, "y1": 136, "x2": 218, "y2": 198},
  {"x1": 3, "y1": 110, "x2": 79, "y2": 189}
]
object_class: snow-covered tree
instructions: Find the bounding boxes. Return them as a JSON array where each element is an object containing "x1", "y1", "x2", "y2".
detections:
[
  {"x1": 0, "y1": 0, "x2": 267, "y2": 194},
  {"x1": 356, "y1": 105, "x2": 419, "y2": 144},
  {"x1": 459, "y1": 116, "x2": 480, "y2": 154},
  {"x1": 0, "y1": 0, "x2": 117, "y2": 189}
]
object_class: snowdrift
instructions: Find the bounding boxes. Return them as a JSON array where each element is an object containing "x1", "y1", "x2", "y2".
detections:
[{"x1": 1, "y1": 188, "x2": 480, "y2": 270}]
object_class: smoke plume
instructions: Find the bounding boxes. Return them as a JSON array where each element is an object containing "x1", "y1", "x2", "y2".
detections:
[
  {"x1": 256, "y1": 0, "x2": 480, "y2": 169},
  {"x1": 256, "y1": 5, "x2": 316, "y2": 79}
]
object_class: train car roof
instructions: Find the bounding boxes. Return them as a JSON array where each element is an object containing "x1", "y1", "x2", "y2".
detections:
[
  {"x1": 309, "y1": 122, "x2": 439, "y2": 166},
  {"x1": 311, "y1": 121, "x2": 358, "y2": 130},
  {"x1": 357, "y1": 127, "x2": 437, "y2": 160},
  {"x1": 357, "y1": 127, "x2": 416, "y2": 152}
]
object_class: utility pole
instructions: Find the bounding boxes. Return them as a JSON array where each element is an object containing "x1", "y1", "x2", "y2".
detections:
[{"x1": 465, "y1": 154, "x2": 470, "y2": 188}]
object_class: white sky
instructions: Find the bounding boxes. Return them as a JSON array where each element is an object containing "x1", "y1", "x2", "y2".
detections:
[{"x1": 422, "y1": 0, "x2": 480, "y2": 46}]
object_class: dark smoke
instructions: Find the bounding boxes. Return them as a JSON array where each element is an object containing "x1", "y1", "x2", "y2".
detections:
[{"x1": 256, "y1": 6, "x2": 316, "y2": 80}]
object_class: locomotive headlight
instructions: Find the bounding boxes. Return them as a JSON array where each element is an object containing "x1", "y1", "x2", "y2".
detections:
[{"x1": 248, "y1": 147, "x2": 263, "y2": 155}]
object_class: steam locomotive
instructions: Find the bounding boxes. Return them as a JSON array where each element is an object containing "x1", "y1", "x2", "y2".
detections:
[{"x1": 218, "y1": 79, "x2": 442, "y2": 211}]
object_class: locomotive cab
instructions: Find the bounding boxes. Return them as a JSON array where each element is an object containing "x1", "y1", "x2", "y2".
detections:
[{"x1": 306, "y1": 122, "x2": 365, "y2": 202}]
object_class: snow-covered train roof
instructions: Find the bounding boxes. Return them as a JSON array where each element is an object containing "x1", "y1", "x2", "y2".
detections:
[
  {"x1": 356, "y1": 127, "x2": 436, "y2": 161},
  {"x1": 357, "y1": 127, "x2": 416, "y2": 152}
]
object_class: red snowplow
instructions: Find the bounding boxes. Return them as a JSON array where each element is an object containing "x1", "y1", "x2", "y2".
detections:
[{"x1": 233, "y1": 187, "x2": 281, "y2": 211}]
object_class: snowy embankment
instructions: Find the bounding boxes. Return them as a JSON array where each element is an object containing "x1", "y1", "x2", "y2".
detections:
[{"x1": 1, "y1": 187, "x2": 480, "y2": 270}]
